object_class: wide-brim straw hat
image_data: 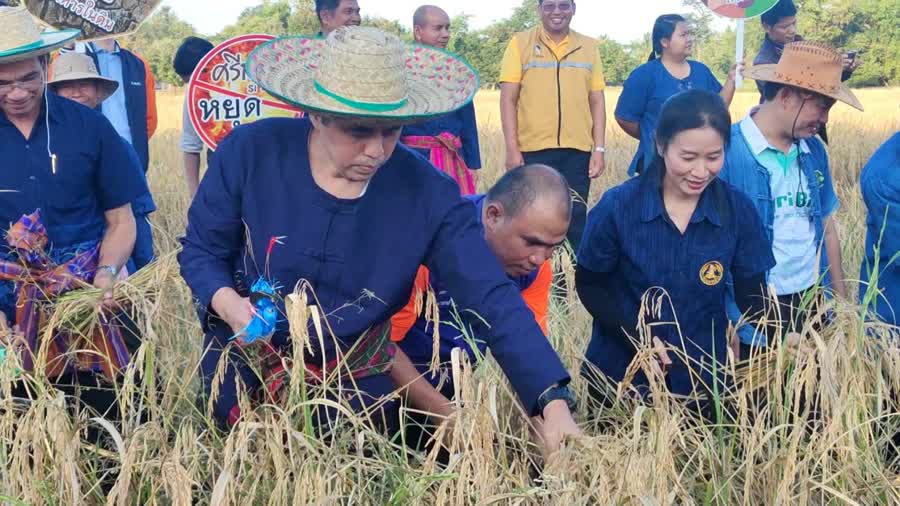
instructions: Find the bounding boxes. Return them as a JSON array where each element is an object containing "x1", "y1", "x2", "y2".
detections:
[
  {"x1": 747, "y1": 41, "x2": 863, "y2": 111},
  {"x1": 48, "y1": 52, "x2": 119, "y2": 103},
  {"x1": 246, "y1": 26, "x2": 479, "y2": 123},
  {"x1": 0, "y1": 6, "x2": 80, "y2": 64}
]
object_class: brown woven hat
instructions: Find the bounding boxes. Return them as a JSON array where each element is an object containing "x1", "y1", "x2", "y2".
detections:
[
  {"x1": 0, "y1": 6, "x2": 79, "y2": 64},
  {"x1": 747, "y1": 41, "x2": 863, "y2": 111},
  {"x1": 48, "y1": 52, "x2": 119, "y2": 103},
  {"x1": 246, "y1": 26, "x2": 479, "y2": 122}
]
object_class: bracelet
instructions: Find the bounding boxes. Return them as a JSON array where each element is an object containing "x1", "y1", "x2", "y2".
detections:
[{"x1": 96, "y1": 264, "x2": 120, "y2": 278}]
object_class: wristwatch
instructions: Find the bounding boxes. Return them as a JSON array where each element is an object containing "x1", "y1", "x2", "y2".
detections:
[
  {"x1": 537, "y1": 383, "x2": 578, "y2": 414},
  {"x1": 594, "y1": 146, "x2": 606, "y2": 154},
  {"x1": 96, "y1": 264, "x2": 120, "y2": 278}
]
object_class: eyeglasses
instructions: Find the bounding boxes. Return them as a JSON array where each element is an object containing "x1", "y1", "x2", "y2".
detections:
[
  {"x1": 541, "y1": 2, "x2": 573, "y2": 13},
  {"x1": 0, "y1": 72, "x2": 43, "y2": 94}
]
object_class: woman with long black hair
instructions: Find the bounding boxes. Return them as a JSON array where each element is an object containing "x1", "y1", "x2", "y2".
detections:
[
  {"x1": 616, "y1": 15, "x2": 739, "y2": 176},
  {"x1": 577, "y1": 90, "x2": 773, "y2": 410}
]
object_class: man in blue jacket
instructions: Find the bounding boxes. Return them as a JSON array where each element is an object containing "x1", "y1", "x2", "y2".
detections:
[
  {"x1": 721, "y1": 42, "x2": 863, "y2": 355},
  {"x1": 860, "y1": 132, "x2": 900, "y2": 327}
]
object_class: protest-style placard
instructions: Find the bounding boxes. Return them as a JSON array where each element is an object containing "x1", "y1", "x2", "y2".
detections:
[{"x1": 187, "y1": 34, "x2": 304, "y2": 152}]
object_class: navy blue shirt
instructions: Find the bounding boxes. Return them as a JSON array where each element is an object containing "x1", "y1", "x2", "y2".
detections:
[
  {"x1": 178, "y1": 118, "x2": 569, "y2": 414},
  {"x1": 402, "y1": 102, "x2": 482, "y2": 169},
  {"x1": 577, "y1": 175, "x2": 774, "y2": 395},
  {"x1": 0, "y1": 93, "x2": 147, "y2": 248},
  {"x1": 399, "y1": 195, "x2": 542, "y2": 370},
  {"x1": 615, "y1": 60, "x2": 723, "y2": 176}
]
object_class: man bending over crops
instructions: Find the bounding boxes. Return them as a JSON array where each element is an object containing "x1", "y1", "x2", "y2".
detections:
[
  {"x1": 0, "y1": 7, "x2": 148, "y2": 413},
  {"x1": 389, "y1": 164, "x2": 572, "y2": 445},
  {"x1": 720, "y1": 41, "x2": 863, "y2": 357}
]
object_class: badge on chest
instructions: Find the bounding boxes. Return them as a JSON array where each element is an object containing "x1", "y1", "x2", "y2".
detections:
[{"x1": 700, "y1": 261, "x2": 724, "y2": 286}]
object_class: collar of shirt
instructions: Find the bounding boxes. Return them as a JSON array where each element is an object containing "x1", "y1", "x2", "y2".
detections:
[
  {"x1": 638, "y1": 175, "x2": 722, "y2": 227},
  {"x1": 740, "y1": 114, "x2": 811, "y2": 157},
  {"x1": 86, "y1": 41, "x2": 121, "y2": 55},
  {"x1": 538, "y1": 28, "x2": 572, "y2": 57}
]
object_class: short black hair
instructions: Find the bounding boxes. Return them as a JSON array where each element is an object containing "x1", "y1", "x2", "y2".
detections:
[
  {"x1": 537, "y1": 0, "x2": 575, "y2": 5},
  {"x1": 173, "y1": 36, "x2": 214, "y2": 77},
  {"x1": 761, "y1": 0, "x2": 797, "y2": 27},
  {"x1": 315, "y1": 0, "x2": 340, "y2": 21},
  {"x1": 486, "y1": 164, "x2": 572, "y2": 219}
]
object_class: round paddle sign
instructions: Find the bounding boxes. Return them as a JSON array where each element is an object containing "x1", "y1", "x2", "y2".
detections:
[
  {"x1": 188, "y1": 34, "x2": 303, "y2": 151},
  {"x1": 702, "y1": 0, "x2": 779, "y2": 19},
  {"x1": 25, "y1": 0, "x2": 161, "y2": 41}
]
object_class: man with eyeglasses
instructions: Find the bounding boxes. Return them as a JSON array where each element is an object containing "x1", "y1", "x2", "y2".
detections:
[
  {"x1": 0, "y1": 7, "x2": 148, "y2": 424},
  {"x1": 499, "y1": 0, "x2": 606, "y2": 257}
]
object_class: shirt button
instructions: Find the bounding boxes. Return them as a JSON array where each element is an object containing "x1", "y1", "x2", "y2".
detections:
[{"x1": 29, "y1": 176, "x2": 36, "y2": 181}]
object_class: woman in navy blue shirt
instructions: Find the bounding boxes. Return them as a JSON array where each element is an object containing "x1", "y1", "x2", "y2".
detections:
[
  {"x1": 616, "y1": 15, "x2": 739, "y2": 176},
  {"x1": 577, "y1": 90, "x2": 774, "y2": 411}
]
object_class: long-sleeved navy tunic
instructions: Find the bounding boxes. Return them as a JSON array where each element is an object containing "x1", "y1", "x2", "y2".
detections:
[{"x1": 178, "y1": 118, "x2": 568, "y2": 414}]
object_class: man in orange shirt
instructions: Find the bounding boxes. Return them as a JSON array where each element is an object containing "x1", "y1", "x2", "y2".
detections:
[{"x1": 390, "y1": 164, "x2": 572, "y2": 434}]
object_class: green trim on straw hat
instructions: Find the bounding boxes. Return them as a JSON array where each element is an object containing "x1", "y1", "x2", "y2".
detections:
[{"x1": 313, "y1": 81, "x2": 409, "y2": 113}]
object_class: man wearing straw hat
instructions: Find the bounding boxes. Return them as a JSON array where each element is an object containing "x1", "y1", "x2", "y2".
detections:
[
  {"x1": 720, "y1": 41, "x2": 863, "y2": 358},
  {"x1": 0, "y1": 6, "x2": 148, "y2": 411},
  {"x1": 179, "y1": 27, "x2": 580, "y2": 455},
  {"x1": 48, "y1": 51, "x2": 157, "y2": 272},
  {"x1": 401, "y1": 4, "x2": 482, "y2": 196}
]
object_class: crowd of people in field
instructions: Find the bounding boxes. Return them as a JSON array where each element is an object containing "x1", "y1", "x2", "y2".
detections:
[{"x1": 0, "y1": 0, "x2": 897, "y2": 460}]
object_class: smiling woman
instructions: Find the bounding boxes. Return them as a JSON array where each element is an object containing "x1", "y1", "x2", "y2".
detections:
[{"x1": 577, "y1": 89, "x2": 775, "y2": 413}]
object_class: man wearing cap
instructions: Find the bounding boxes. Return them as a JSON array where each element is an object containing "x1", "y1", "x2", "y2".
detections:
[
  {"x1": 0, "y1": 7, "x2": 148, "y2": 402},
  {"x1": 179, "y1": 27, "x2": 580, "y2": 455},
  {"x1": 400, "y1": 5, "x2": 481, "y2": 195},
  {"x1": 316, "y1": 0, "x2": 361, "y2": 36},
  {"x1": 173, "y1": 36, "x2": 215, "y2": 198},
  {"x1": 48, "y1": 52, "x2": 157, "y2": 271},
  {"x1": 859, "y1": 131, "x2": 900, "y2": 327},
  {"x1": 720, "y1": 41, "x2": 862, "y2": 357},
  {"x1": 389, "y1": 163, "x2": 571, "y2": 447},
  {"x1": 499, "y1": 0, "x2": 607, "y2": 254}
]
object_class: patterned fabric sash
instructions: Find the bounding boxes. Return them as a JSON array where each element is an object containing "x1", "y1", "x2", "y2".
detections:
[
  {"x1": 226, "y1": 321, "x2": 396, "y2": 426},
  {"x1": 0, "y1": 211, "x2": 131, "y2": 380},
  {"x1": 402, "y1": 133, "x2": 477, "y2": 195}
]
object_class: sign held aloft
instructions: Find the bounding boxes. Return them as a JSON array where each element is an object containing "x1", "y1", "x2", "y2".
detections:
[
  {"x1": 188, "y1": 34, "x2": 304, "y2": 152},
  {"x1": 24, "y1": 0, "x2": 161, "y2": 41},
  {"x1": 702, "y1": 0, "x2": 780, "y2": 87}
]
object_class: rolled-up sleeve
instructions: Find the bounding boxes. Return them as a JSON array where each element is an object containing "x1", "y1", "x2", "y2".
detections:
[
  {"x1": 177, "y1": 132, "x2": 245, "y2": 316},
  {"x1": 424, "y1": 188, "x2": 569, "y2": 415}
]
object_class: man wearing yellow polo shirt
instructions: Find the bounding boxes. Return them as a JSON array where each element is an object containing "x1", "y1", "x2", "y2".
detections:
[{"x1": 499, "y1": 0, "x2": 606, "y2": 252}]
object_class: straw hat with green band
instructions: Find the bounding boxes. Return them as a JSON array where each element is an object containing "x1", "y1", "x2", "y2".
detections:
[
  {"x1": 0, "y1": 6, "x2": 79, "y2": 64},
  {"x1": 246, "y1": 26, "x2": 479, "y2": 123}
]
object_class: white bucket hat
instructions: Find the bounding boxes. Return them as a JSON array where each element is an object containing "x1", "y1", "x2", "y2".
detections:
[
  {"x1": 246, "y1": 26, "x2": 479, "y2": 123},
  {"x1": 0, "y1": 6, "x2": 79, "y2": 64}
]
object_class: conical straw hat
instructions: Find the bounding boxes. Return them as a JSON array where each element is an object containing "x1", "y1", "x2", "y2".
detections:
[{"x1": 246, "y1": 26, "x2": 479, "y2": 122}]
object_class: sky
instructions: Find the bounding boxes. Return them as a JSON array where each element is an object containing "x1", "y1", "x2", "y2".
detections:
[{"x1": 161, "y1": 0, "x2": 732, "y2": 43}]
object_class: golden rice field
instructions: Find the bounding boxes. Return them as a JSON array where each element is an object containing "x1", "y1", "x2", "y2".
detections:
[{"x1": 1, "y1": 86, "x2": 898, "y2": 504}]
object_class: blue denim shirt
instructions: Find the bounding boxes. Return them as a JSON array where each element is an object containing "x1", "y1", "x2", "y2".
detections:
[
  {"x1": 720, "y1": 119, "x2": 839, "y2": 345},
  {"x1": 859, "y1": 132, "x2": 900, "y2": 325}
]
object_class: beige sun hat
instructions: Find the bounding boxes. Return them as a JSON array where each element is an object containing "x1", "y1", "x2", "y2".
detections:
[
  {"x1": 48, "y1": 52, "x2": 119, "y2": 103},
  {"x1": 747, "y1": 41, "x2": 864, "y2": 111},
  {"x1": 0, "y1": 5, "x2": 79, "y2": 64},
  {"x1": 246, "y1": 26, "x2": 479, "y2": 122}
]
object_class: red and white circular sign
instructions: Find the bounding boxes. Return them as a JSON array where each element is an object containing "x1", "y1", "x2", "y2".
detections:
[{"x1": 187, "y1": 34, "x2": 303, "y2": 151}]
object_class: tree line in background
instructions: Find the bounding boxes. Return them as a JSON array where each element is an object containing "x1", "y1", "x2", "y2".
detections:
[{"x1": 124, "y1": 0, "x2": 898, "y2": 89}]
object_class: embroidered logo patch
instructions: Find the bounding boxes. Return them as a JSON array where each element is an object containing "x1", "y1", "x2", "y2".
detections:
[
  {"x1": 815, "y1": 170, "x2": 825, "y2": 186},
  {"x1": 700, "y1": 261, "x2": 724, "y2": 286}
]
